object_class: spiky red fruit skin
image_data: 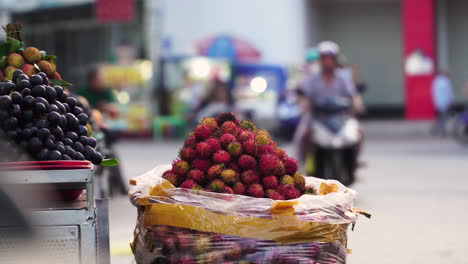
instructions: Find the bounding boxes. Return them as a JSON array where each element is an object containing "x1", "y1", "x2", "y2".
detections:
[
  {"x1": 172, "y1": 160, "x2": 190, "y2": 176},
  {"x1": 162, "y1": 172, "x2": 179, "y2": 186},
  {"x1": 223, "y1": 186, "x2": 234, "y2": 194},
  {"x1": 194, "y1": 125, "x2": 212, "y2": 140},
  {"x1": 283, "y1": 156, "x2": 299, "y2": 175},
  {"x1": 293, "y1": 172, "x2": 306, "y2": 191},
  {"x1": 220, "y1": 169, "x2": 239, "y2": 185},
  {"x1": 226, "y1": 142, "x2": 242, "y2": 157},
  {"x1": 220, "y1": 121, "x2": 239, "y2": 136},
  {"x1": 232, "y1": 182, "x2": 246, "y2": 195},
  {"x1": 275, "y1": 147, "x2": 286, "y2": 159},
  {"x1": 195, "y1": 142, "x2": 213, "y2": 158},
  {"x1": 177, "y1": 234, "x2": 193, "y2": 251},
  {"x1": 242, "y1": 139, "x2": 258, "y2": 156},
  {"x1": 179, "y1": 147, "x2": 196, "y2": 161},
  {"x1": 266, "y1": 189, "x2": 284, "y2": 200},
  {"x1": 216, "y1": 112, "x2": 239, "y2": 125},
  {"x1": 227, "y1": 162, "x2": 240, "y2": 171},
  {"x1": 178, "y1": 255, "x2": 195, "y2": 264},
  {"x1": 262, "y1": 175, "x2": 278, "y2": 190},
  {"x1": 238, "y1": 130, "x2": 254, "y2": 142},
  {"x1": 180, "y1": 179, "x2": 197, "y2": 189},
  {"x1": 205, "y1": 138, "x2": 221, "y2": 152},
  {"x1": 247, "y1": 184, "x2": 264, "y2": 198},
  {"x1": 238, "y1": 155, "x2": 257, "y2": 169},
  {"x1": 278, "y1": 184, "x2": 295, "y2": 196},
  {"x1": 184, "y1": 133, "x2": 197, "y2": 148},
  {"x1": 258, "y1": 154, "x2": 281, "y2": 175},
  {"x1": 191, "y1": 159, "x2": 212, "y2": 171},
  {"x1": 220, "y1": 133, "x2": 236, "y2": 147},
  {"x1": 258, "y1": 144, "x2": 276, "y2": 154},
  {"x1": 187, "y1": 169, "x2": 205, "y2": 184},
  {"x1": 209, "y1": 179, "x2": 225, "y2": 193},
  {"x1": 200, "y1": 117, "x2": 218, "y2": 131},
  {"x1": 276, "y1": 161, "x2": 286, "y2": 176},
  {"x1": 241, "y1": 170, "x2": 260, "y2": 185},
  {"x1": 213, "y1": 150, "x2": 230, "y2": 164},
  {"x1": 283, "y1": 186, "x2": 301, "y2": 200},
  {"x1": 207, "y1": 164, "x2": 224, "y2": 181}
]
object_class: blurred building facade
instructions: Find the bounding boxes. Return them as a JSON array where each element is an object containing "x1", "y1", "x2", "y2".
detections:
[{"x1": 2, "y1": 0, "x2": 467, "y2": 119}]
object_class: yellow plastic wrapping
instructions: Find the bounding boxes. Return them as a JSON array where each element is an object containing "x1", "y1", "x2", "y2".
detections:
[{"x1": 129, "y1": 165, "x2": 360, "y2": 264}]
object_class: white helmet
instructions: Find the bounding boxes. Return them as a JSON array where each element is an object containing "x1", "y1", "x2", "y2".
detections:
[{"x1": 317, "y1": 41, "x2": 340, "y2": 56}]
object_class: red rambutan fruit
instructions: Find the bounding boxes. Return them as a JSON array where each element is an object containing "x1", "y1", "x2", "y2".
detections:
[
  {"x1": 227, "y1": 162, "x2": 240, "y2": 171},
  {"x1": 207, "y1": 164, "x2": 224, "y2": 181},
  {"x1": 216, "y1": 112, "x2": 239, "y2": 125},
  {"x1": 293, "y1": 172, "x2": 306, "y2": 191},
  {"x1": 172, "y1": 160, "x2": 190, "y2": 176},
  {"x1": 239, "y1": 120, "x2": 257, "y2": 132},
  {"x1": 213, "y1": 150, "x2": 231, "y2": 164},
  {"x1": 238, "y1": 130, "x2": 254, "y2": 142},
  {"x1": 275, "y1": 147, "x2": 286, "y2": 159},
  {"x1": 180, "y1": 179, "x2": 197, "y2": 189},
  {"x1": 258, "y1": 144, "x2": 276, "y2": 154},
  {"x1": 194, "y1": 125, "x2": 212, "y2": 140},
  {"x1": 205, "y1": 138, "x2": 221, "y2": 152},
  {"x1": 232, "y1": 182, "x2": 246, "y2": 195},
  {"x1": 304, "y1": 186, "x2": 317, "y2": 195},
  {"x1": 266, "y1": 189, "x2": 285, "y2": 200},
  {"x1": 277, "y1": 184, "x2": 295, "y2": 196},
  {"x1": 208, "y1": 179, "x2": 225, "y2": 193},
  {"x1": 283, "y1": 156, "x2": 298, "y2": 174},
  {"x1": 258, "y1": 154, "x2": 281, "y2": 175},
  {"x1": 184, "y1": 132, "x2": 197, "y2": 148},
  {"x1": 162, "y1": 172, "x2": 180, "y2": 186},
  {"x1": 200, "y1": 117, "x2": 218, "y2": 131},
  {"x1": 191, "y1": 159, "x2": 212, "y2": 171},
  {"x1": 221, "y1": 121, "x2": 239, "y2": 136},
  {"x1": 187, "y1": 169, "x2": 205, "y2": 184},
  {"x1": 280, "y1": 175, "x2": 294, "y2": 185},
  {"x1": 238, "y1": 154, "x2": 257, "y2": 169},
  {"x1": 247, "y1": 184, "x2": 264, "y2": 198},
  {"x1": 283, "y1": 186, "x2": 301, "y2": 200},
  {"x1": 220, "y1": 133, "x2": 237, "y2": 147},
  {"x1": 241, "y1": 170, "x2": 260, "y2": 185},
  {"x1": 220, "y1": 169, "x2": 239, "y2": 185},
  {"x1": 226, "y1": 141, "x2": 242, "y2": 157},
  {"x1": 255, "y1": 130, "x2": 271, "y2": 146},
  {"x1": 179, "y1": 147, "x2": 196, "y2": 161},
  {"x1": 223, "y1": 186, "x2": 234, "y2": 194},
  {"x1": 196, "y1": 141, "x2": 214, "y2": 158},
  {"x1": 262, "y1": 175, "x2": 278, "y2": 190},
  {"x1": 242, "y1": 139, "x2": 258, "y2": 155}
]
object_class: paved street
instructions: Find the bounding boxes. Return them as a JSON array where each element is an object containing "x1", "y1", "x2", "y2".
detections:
[{"x1": 109, "y1": 132, "x2": 468, "y2": 263}]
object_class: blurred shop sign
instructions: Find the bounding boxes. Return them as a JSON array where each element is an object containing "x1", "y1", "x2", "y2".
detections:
[
  {"x1": 96, "y1": 0, "x2": 134, "y2": 23},
  {"x1": 405, "y1": 49, "x2": 434, "y2": 76},
  {"x1": 9, "y1": 0, "x2": 92, "y2": 12}
]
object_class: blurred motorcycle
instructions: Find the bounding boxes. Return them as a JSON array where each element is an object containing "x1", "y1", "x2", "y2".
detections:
[{"x1": 311, "y1": 98, "x2": 360, "y2": 186}]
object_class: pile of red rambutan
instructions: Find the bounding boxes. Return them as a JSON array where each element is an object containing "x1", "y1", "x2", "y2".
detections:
[{"x1": 163, "y1": 112, "x2": 314, "y2": 200}]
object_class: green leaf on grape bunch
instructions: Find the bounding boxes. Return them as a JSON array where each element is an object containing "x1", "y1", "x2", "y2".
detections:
[
  {"x1": 50, "y1": 79, "x2": 73, "y2": 87},
  {"x1": 101, "y1": 158, "x2": 118, "y2": 167},
  {"x1": 0, "y1": 43, "x2": 10, "y2": 58}
]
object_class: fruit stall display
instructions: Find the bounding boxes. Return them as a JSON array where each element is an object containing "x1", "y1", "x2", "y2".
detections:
[
  {"x1": 0, "y1": 24, "x2": 103, "y2": 165},
  {"x1": 130, "y1": 113, "x2": 366, "y2": 264}
]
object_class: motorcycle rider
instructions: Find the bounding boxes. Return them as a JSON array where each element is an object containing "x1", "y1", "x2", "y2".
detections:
[{"x1": 300, "y1": 41, "x2": 364, "y2": 184}]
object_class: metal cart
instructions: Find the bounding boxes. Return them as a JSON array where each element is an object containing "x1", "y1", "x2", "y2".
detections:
[{"x1": 0, "y1": 169, "x2": 110, "y2": 264}]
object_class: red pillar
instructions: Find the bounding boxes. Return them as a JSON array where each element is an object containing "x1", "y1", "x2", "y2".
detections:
[{"x1": 402, "y1": 0, "x2": 436, "y2": 119}]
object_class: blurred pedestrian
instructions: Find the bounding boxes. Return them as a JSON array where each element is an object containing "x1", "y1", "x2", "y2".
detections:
[
  {"x1": 76, "y1": 67, "x2": 119, "y2": 119},
  {"x1": 195, "y1": 78, "x2": 231, "y2": 122},
  {"x1": 431, "y1": 70, "x2": 454, "y2": 137}
]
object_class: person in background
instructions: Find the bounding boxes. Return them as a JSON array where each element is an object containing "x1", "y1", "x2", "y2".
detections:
[
  {"x1": 195, "y1": 78, "x2": 231, "y2": 121},
  {"x1": 76, "y1": 67, "x2": 119, "y2": 119},
  {"x1": 431, "y1": 70, "x2": 454, "y2": 137}
]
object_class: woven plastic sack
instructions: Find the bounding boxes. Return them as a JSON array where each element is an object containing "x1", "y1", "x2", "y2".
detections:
[{"x1": 129, "y1": 165, "x2": 360, "y2": 264}]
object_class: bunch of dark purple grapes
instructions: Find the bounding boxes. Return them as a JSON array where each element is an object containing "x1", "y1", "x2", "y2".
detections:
[{"x1": 0, "y1": 69, "x2": 103, "y2": 165}]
